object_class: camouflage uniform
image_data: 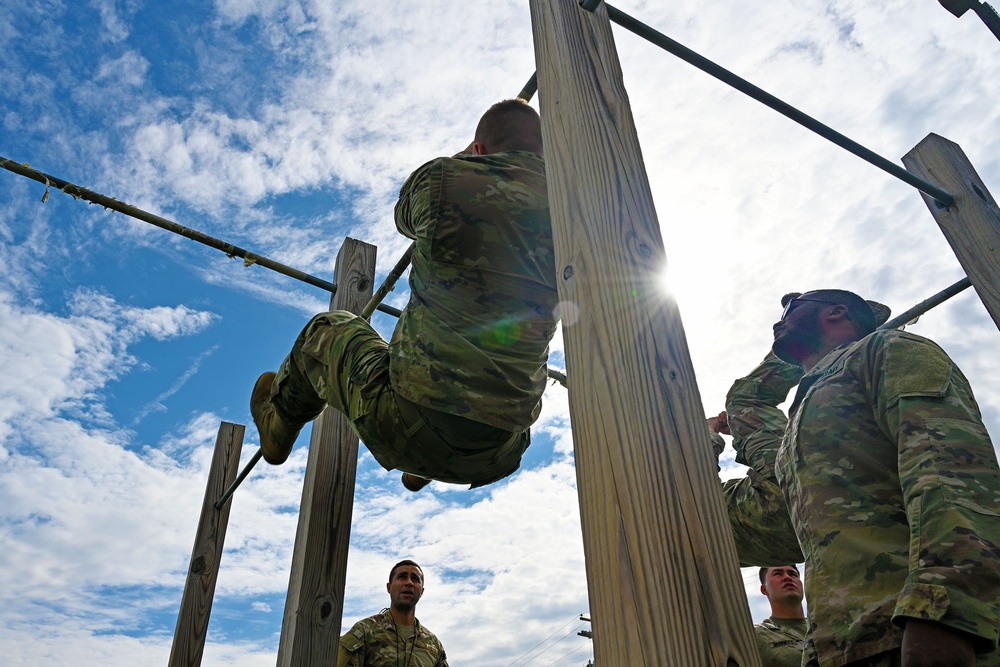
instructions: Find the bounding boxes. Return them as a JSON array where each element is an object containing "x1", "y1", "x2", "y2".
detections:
[
  {"x1": 392, "y1": 151, "x2": 556, "y2": 430},
  {"x1": 755, "y1": 616, "x2": 809, "y2": 667},
  {"x1": 270, "y1": 151, "x2": 556, "y2": 487},
  {"x1": 337, "y1": 609, "x2": 448, "y2": 667},
  {"x1": 722, "y1": 333, "x2": 1000, "y2": 666}
]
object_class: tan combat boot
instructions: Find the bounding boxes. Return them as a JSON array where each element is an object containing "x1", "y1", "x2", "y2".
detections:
[{"x1": 250, "y1": 372, "x2": 306, "y2": 465}]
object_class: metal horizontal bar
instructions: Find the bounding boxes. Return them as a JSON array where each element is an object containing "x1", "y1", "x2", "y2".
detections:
[
  {"x1": 576, "y1": 2, "x2": 956, "y2": 206},
  {"x1": 878, "y1": 277, "x2": 972, "y2": 330},
  {"x1": 0, "y1": 156, "x2": 403, "y2": 317}
]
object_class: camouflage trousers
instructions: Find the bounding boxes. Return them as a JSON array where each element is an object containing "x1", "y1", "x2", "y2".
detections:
[{"x1": 270, "y1": 311, "x2": 530, "y2": 487}]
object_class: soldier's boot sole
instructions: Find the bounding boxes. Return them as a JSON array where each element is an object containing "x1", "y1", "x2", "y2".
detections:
[
  {"x1": 401, "y1": 472, "x2": 432, "y2": 492},
  {"x1": 251, "y1": 372, "x2": 305, "y2": 465}
]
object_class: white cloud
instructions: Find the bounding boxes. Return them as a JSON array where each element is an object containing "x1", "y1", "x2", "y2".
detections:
[
  {"x1": 2, "y1": 0, "x2": 999, "y2": 664},
  {"x1": 95, "y1": 51, "x2": 149, "y2": 88},
  {"x1": 0, "y1": 287, "x2": 218, "y2": 442},
  {"x1": 89, "y1": 0, "x2": 132, "y2": 43}
]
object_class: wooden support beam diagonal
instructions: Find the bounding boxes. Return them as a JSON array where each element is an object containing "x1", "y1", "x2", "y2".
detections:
[{"x1": 902, "y1": 134, "x2": 1000, "y2": 332}]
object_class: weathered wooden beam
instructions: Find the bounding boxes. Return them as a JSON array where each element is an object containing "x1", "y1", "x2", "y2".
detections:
[
  {"x1": 528, "y1": 1, "x2": 760, "y2": 665},
  {"x1": 276, "y1": 237, "x2": 376, "y2": 667},
  {"x1": 169, "y1": 422, "x2": 246, "y2": 667},
  {"x1": 902, "y1": 134, "x2": 1000, "y2": 333}
]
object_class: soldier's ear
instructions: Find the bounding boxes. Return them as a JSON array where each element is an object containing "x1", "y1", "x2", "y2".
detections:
[
  {"x1": 760, "y1": 585, "x2": 768, "y2": 597},
  {"x1": 827, "y1": 304, "x2": 849, "y2": 322}
]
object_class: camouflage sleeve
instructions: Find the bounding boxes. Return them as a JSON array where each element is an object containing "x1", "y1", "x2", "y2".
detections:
[
  {"x1": 720, "y1": 353, "x2": 805, "y2": 567},
  {"x1": 720, "y1": 470, "x2": 804, "y2": 567},
  {"x1": 337, "y1": 644, "x2": 360, "y2": 667},
  {"x1": 394, "y1": 158, "x2": 438, "y2": 241},
  {"x1": 726, "y1": 353, "x2": 803, "y2": 477},
  {"x1": 337, "y1": 621, "x2": 368, "y2": 667},
  {"x1": 867, "y1": 332, "x2": 1000, "y2": 652},
  {"x1": 436, "y1": 640, "x2": 449, "y2": 667},
  {"x1": 708, "y1": 431, "x2": 726, "y2": 470}
]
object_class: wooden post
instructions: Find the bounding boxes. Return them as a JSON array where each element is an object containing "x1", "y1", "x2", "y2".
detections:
[
  {"x1": 169, "y1": 422, "x2": 246, "y2": 667},
  {"x1": 902, "y1": 133, "x2": 1000, "y2": 332},
  {"x1": 276, "y1": 237, "x2": 376, "y2": 667},
  {"x1": 529, "y1": 1, "x2": 761, "y2": 665}
]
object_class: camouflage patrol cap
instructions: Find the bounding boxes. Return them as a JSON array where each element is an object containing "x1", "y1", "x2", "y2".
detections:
[{"x1": 781, "y1": 290, "x2": 891, "y2": 333}]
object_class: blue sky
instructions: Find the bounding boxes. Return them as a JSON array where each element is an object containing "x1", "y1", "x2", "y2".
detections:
[{"x1": 2, "y1": 1, "x2": 999, "y2": 665}]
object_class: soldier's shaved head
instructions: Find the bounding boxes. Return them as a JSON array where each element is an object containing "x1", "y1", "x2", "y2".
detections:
[{"x1": 474, "y1": 99, "x2": 543, "y2": 155}]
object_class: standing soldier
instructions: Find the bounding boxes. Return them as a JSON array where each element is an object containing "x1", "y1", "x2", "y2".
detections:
[
  {"x1": 338, "y1": 560, "x2": 448, "y2": 667},
  {"x1": 755, "y1": 565, "x2": 809, "y2": 667},
  {"x1": 717, "y1": 290, "x2": 1000, "y2": 666}
]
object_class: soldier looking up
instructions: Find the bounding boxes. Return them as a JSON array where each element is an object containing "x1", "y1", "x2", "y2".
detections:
[
  {"x1": 717, "y1": 289, "x2": 1000, "y2": 667},
  {"x1": 249, "y1": 99, "x2": 556, "y2": 490},
  {"x1": 337, "y1": 560, "x2": 448, "y2": 667},
  {"x1": 754, "y1": 565, "x2": 808, "y2": 667}
]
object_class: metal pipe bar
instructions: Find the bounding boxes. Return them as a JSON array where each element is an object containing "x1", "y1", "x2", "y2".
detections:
[
  {"x1": 362, "y1": 242, "x2": 414, "y2": 320},
  {"x1": 0, "y1": 156, "x2": 402, "y2": 317},
  {"x1": 878, "y1": 277, "x2": 973, "y2": 330},
  {"x1": 214, "y1": 449, "x2": 262, "y2": 509},
  {"x1": 518, "y1": 72, "x2": 539, "y2": 102},
  {"x1": 572, "y1": 2, "x2": 956, "y2": 207}
]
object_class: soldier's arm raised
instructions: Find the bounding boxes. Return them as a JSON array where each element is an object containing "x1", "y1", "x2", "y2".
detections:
[{"x1": 716, "y1": 353, "x2": 804, "y2": 566}]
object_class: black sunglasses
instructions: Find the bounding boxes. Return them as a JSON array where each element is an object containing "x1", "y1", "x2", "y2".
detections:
[{"x1": 780, "y1": 298, "x2": 839, "y2": 321}]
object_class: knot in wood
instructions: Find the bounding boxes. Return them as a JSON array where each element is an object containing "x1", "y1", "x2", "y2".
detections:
[
  {"x1": 563, "y1": 265, "x2": 574, "y2": 280},
  {"x1": 972, "y1": 182, "x2": 988, "y2": 203},
  {"x1": 190, "y1": 556, "x2": 207, "y2": 576}
]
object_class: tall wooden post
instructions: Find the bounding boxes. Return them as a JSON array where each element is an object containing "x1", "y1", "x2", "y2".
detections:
[
  {"x1": 169, "y1": 422, "x2": 245, "y2": 667},
  {"x1": 529, "y1": 1, "x2": 761, "y2": 665},
  {"x1": 276, "y1": 237, "x2": 376, "y2": 667},
  {"x1": 902, "y1": 133, "x2": 1000, "y2": 332}
]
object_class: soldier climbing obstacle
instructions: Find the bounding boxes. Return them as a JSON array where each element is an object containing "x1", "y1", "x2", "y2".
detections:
[{"x1": 250, "y1": 99, "x2": 557, "y2": 490}]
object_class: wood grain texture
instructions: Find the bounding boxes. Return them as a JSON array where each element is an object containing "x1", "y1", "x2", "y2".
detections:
[
  {"x1": 276, "y1": 237, "x2": 376, "y2": 667},
  {"x1": 902, "y1": 134, "x2": 1000, "y2": 332},
  {"x1": 169, "y1": 422, "x2": 245, "y2": 667},
  {"x1": 529, "y1": 2, "x2": 761, "y2": 665}
]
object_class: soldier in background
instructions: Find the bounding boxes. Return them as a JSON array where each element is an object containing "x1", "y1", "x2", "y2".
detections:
[
  {"x1": 755, "y1": 565, "x2": 808, "y2": 667},
  {"x1": 249, "y1": 98, "x2": 556, "y2": 490},
  {"x1": 716, "y1": 289, "x2": 1000, "y2": 666},
  {"x1": 338, "y1": 560, "x2": 448, "y2": 667}
]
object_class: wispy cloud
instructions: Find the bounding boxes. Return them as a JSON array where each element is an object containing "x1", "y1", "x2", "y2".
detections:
[
  {"x1": 1, "y1": 0, "x2": 998, "y2": 665},
  {"x1": 133, "y1": 345, "x2": 219, "y2": 424}
]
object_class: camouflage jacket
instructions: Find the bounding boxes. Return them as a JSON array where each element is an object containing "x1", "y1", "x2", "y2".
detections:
[
  {"x1": 337, "y1": 609, "x2": 448, "y2": 667},
  {"x1": 754, "y1": 616, "x2": 808, "y2": 667},
  {"x1": 725, "y1": 333, "x2": 1000, "y2": 666},
  {"x1": 390, "y1": 151, "x2": 557, "y2": 431}
]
